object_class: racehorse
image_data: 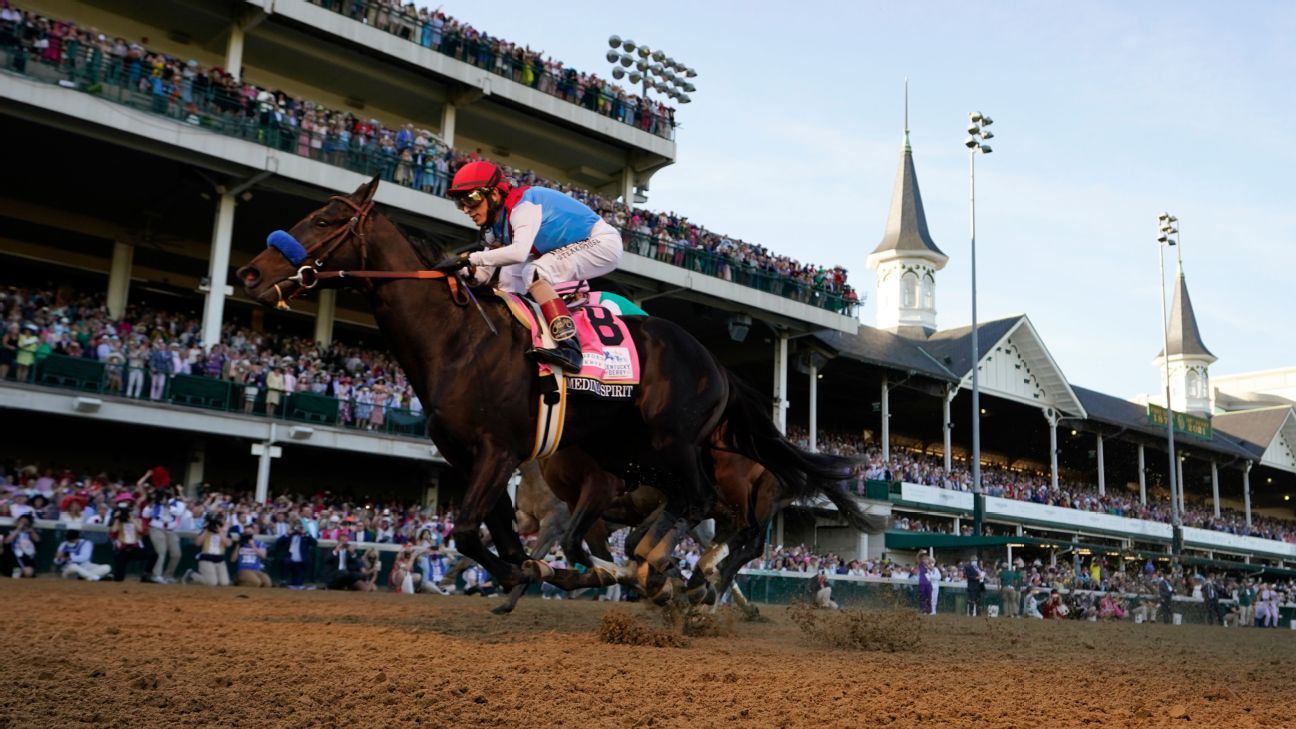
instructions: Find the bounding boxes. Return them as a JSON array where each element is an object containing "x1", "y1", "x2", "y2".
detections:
[{"x1": 237, "y1": 178, "x2": 864, "y2": 610}]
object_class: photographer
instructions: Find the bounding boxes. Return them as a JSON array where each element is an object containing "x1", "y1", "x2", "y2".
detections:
[
  {"x1": 139, "y1": 470, "x2": 184, "y2": 584},
  {"x1": 187, "y1": 511, "x2": 232, "y2": 586},
  {"x1": 232, "y1": 530, "x2": 271, "y2": 588},
  {"x1": 108, "y1": 496, "x2": 148, "y2": 582},
  {"x1": 4, "y1": 514, "x2": 39, "y2": 578},
  {"x1": 321, "y1": 531, "x2": 363, "y2": 591},
  {"x1": 53, "y1": 529, "x2": 111, "y2": 581}
]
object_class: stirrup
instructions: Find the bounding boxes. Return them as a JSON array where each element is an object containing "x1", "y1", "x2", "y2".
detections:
[{"x1": 527, "y1": 337, "x2": 583, "y2": 373}]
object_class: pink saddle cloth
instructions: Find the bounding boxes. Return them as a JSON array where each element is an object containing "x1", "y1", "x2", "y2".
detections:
[{"x1": 500, "y1": 292, "x2": 641, "y2": 389}]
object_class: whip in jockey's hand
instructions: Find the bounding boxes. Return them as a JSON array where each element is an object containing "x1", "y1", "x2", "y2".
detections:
[{"x1": 446, "y1": 160, "x2": 624, "y2": 373}]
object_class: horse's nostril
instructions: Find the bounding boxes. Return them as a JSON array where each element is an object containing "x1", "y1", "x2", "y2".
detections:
[{"x1": 237, "y1": 265, "x2": 261, "y2": 286}]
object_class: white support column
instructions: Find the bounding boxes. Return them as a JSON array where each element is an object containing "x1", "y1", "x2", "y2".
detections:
[
  {"x1": 1243, "y1": 461, "x2": 1252, "y2": 527},
  {"x1": 314, "y1": 289, "x2": 337, "y2": 347},
  {"x1": 1096, "y1": 434, "x2": 1106, "y2": 496},
  {"x1": 880, "y1": 376, "x2": 890, "y2": 463},
  {"x1": 440, "y1": 102, "x2": 456, "y2": 148},
  {"x1": 106, "y1": 241, "x2": 134, "y2": 320},
  {"x1": 807, "y1": 362, "x2": 818, "y2": 453},
  {"x1": 942, "y1": 386, "x2": 954, "y2": 472},
  {"x1": 774, "y1": 511, "x2": 785, "y2": 548},
  {"x1": 1045, "y1": 410, "x2": 1059, "y2": 490},
  {"x1": 224, "y1": 25, "x2": 245, "y2": 82},
  {"x1": 621, "y1": 165, "x2": 635, "y2": 205},
  {"x1": 201, "y1": 192, "x2": 236, "y2": 352},
  {"x1": 772, "y1": 333, "x2": 788, "y2": 434},
  {"x1": 1137, "y1": 444, "x2": 1147, "y2": 506},
  {"x1": 252, "y1": 428, "x2": 280, "y2": 504},
  {"x1": 1210, "y1": 461, "x2": 1220, "y2": 518},
  {"x1": 254, "y1": 446, "x2": 272, "y2": 504}
]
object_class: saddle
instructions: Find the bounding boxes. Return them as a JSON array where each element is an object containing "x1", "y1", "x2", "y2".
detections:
[
  {"x1": 499, "y1": 287, "x2": 645, "y2": 393},
  {"x1": 497, "y1": 287, "x2": 646, "y2": 460}
]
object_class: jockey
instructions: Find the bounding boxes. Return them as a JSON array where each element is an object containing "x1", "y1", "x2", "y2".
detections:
[{"x1": 445, "y1": 160, "x2": 623, "y2": 373}]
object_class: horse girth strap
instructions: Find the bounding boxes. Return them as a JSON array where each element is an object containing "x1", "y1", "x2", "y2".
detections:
[{"x1": 312, "y1": 269, "x2": 468, "y2": 305}]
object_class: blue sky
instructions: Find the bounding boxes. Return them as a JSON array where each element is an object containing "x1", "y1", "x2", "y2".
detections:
[{"x1": 456, "y1": 1, "x2": 1296, "y2": 399}]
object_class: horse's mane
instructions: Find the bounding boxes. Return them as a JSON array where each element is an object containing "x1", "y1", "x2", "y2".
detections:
[{"x1": 394, "y1": 223, "x2": 453, "y2": 268}]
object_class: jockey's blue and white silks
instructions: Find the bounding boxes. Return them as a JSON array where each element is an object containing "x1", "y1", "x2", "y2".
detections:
[
  {"x1": 267, "y1": 230, "x2": 308, "y2": 266},
  {"x1": 471, "y1": 186, "x2": 601, "y2": 268}
]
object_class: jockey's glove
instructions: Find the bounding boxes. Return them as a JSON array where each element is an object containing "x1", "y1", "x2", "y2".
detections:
[{"x1": 433, "y1": 251, "x2": 474, "y2": 274}]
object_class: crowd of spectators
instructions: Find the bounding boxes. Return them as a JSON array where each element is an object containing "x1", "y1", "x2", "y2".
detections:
[
  {"x1": 0, "y1": 4, "x2": 857, "y2": 313},
  {"x1": 0, "y1": 283, "x2": 425, "y2": 425},
  {"x1": 305, "y1": 0, "x2": 676, "y2": 137},
  {"x1": 4, "y1": 455, "x2": 1294, "y2": 630},
  {"x1": 789, "y1": 427, "x2": 1296, "y2": 544},
  {"x1": 0, "y1": 458, "x2": 462, "y2": 588}
]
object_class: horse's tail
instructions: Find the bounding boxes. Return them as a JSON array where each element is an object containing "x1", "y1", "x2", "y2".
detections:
[{"x1": 718, "y1": 370, "x2": 888, "y2": 534}]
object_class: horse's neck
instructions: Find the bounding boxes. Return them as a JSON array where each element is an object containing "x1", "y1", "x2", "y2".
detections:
[
  {"x1": 362, "y1": 224, "x2": 506, "y2": 413},
  {"x1": 365, "y1": 244, "x2": 457, "y2": 408}
]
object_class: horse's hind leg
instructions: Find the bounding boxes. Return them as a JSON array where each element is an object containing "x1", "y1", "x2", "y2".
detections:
[
  {"x1": 485, "y1": 493, "x2": 533, "y2": 614},
  {"x1": 561, "y1": 468, "x2": 618, "y2": 570},
  {"x1": 484, "y1": 490, "x2": 528, "y2": 567}
]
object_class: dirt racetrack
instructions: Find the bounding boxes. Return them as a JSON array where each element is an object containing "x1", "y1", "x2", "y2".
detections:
[{"x1": 3, "y1": 580, "x2": 1293, "y2": 728}]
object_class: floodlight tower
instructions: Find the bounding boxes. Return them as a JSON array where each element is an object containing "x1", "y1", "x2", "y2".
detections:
[
  {"x1": 606, "y1": 35, "x2": 698, "y2": 105},
  {"x1": 964, "y1": 111, "x2": 994, "y2": 537}
]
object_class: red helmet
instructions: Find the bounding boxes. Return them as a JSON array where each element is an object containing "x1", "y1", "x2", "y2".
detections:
[{"x1": 449, "y1": 161, "x2": 509, "y2": 196}]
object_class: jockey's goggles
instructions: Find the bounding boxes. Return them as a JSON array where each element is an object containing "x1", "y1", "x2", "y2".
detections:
[{"x1": 454, "y1": 188, "x2": 489, "y2": 211}]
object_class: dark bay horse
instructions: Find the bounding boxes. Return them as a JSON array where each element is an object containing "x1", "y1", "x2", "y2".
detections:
[{"x1": 237, "y1": 178, "x2": 863, "y2": 610}]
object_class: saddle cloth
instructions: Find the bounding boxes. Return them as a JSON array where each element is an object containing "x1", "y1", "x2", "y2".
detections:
[{"x1": 498, "y1": 290, "x2": 644, "y2": 398}]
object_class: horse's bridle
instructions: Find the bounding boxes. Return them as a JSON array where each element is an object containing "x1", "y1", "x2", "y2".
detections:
[{"x1": 273, "y1": 195, "x2": 467, "y2": 310}]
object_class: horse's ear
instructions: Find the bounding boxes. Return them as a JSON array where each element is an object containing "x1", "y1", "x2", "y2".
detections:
[{"x1": 355, "y1": 176, "x2": 380, "y2": 205}]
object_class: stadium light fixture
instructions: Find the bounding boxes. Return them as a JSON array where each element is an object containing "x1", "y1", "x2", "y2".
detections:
[
  {"x1": 966, "y1": 108, "x2": 997, "y2": 537},
  {"x1": 1156, "y1": 210, "x2": 1183, "y2": 556},
  {"x1": 605, "y1": 34, "x2": 700, "y2": 107}
]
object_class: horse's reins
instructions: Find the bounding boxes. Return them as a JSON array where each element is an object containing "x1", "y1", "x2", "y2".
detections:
[{"x1": 273, "y1": 196, "x2": 494, "y2": 331}]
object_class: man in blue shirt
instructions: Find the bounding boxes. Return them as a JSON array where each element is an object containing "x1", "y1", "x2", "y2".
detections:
[{"x1": 446, "y1": 161, "x2": 623, "y2": 372}]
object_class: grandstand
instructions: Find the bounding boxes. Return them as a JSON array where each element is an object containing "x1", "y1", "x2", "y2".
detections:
[{"x1": 1, "y1": 0, "x2": 1294, "y2": 585}]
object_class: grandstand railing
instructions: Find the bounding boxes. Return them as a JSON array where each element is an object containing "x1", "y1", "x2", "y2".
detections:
[
  {"x1": 9, "y1": 353, "x2": 428, "y2": 438},
  {"x1": 0, "y1": 44, "x2": 855, "y2": 315},
  {"x1": 619, "y1": 229, "x2": 859, "y2": 315},
  {"x1": 301, "y1": 0, "x2": 676, "y2": 139},
  {"x1": 884, "y1": 479, "x2": 1296, "y2": 559}
]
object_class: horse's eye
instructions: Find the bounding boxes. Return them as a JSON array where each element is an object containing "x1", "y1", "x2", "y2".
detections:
[{"x1": 314, "y1": 218, "x2": 329, "y2": 227}]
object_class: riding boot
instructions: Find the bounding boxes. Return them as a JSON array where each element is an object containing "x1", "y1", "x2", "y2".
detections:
[{"x1": 527, "y1": 298, "x2": 583, "y2": 373}]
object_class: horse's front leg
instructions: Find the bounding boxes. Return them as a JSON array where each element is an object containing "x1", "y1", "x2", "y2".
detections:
[{"x1": 452, "y1": 449, "x2": 527, "y2": 612}]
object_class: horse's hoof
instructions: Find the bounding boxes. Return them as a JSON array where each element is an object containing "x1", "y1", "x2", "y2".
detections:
[
  {"x1": 490, "y1": 602, "x2": 515, "y2": 616},
  {"x1": 650, "y1": 578, "x2": 676, "y2": 606}
]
